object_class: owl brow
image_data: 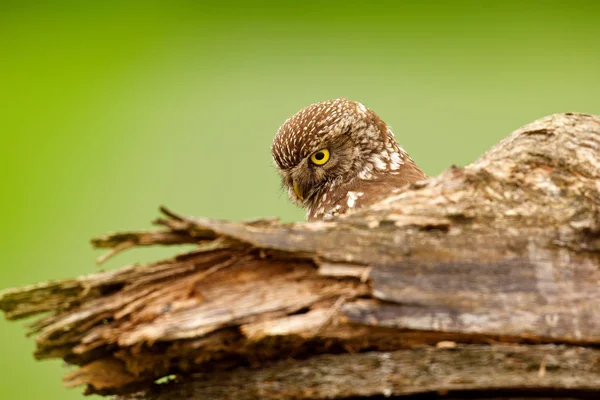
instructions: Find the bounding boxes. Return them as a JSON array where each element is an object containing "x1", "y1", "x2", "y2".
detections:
[
  {"x1": 310, "y1": 133, "x2": 340, "y2": 152},
  {"x1": 319, "y1": 134, "x2": 351, "y2": 153}
]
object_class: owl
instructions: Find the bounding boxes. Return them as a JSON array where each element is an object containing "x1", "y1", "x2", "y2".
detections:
[{"x1": 271, "y1": 98, "x2": 426, "y2": 221}]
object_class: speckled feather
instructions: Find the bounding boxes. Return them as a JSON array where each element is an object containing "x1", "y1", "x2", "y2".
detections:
[{"x1": 271, "y1": 98, "x2": 426, "y2": 221}]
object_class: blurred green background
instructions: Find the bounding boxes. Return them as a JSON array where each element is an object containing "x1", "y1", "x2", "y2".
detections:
[{"x1": 1, "y1": 0, "x2": 599, "y2": 398}]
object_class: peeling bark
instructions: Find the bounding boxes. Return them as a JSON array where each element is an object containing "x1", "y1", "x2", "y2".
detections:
[{"x1": 1, "y1": 113, "x2": 599, "y2": 399}]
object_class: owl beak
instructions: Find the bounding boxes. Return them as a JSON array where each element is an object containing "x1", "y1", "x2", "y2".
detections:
[{"x1": 293, "y1": 180, "x2": 304, "y2": 201}]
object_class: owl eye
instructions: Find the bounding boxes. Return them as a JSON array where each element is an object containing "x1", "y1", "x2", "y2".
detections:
[{"x1": 310, "y1": 149, "x2": 330, "y2": 165}]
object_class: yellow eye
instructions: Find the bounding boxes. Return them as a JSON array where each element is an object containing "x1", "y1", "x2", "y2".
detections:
[{"x1": 310, "y1": 149, "x2": 330, "y2": 165}]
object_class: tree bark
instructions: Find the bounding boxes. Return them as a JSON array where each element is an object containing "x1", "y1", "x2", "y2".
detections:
[{"x1": 1, "y1": 113, "x2": 599, "y2": 399}]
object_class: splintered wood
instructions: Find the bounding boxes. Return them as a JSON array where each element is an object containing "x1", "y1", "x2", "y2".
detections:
[{"x1": 1, "y1": 113, "x2": 599, "y2": 399}]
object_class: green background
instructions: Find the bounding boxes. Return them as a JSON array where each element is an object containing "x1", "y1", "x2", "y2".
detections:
[{"x1": 1, "y1": 1, "x2": 599, "y2": 398}]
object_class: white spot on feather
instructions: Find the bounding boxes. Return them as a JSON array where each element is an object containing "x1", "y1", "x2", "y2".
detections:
[
  {"x1": 372, "y1": 155, "x2": 387, "y2": 170},
  {"x1": 347, "y1": 191, "x2": 364, "y2": 208},
  {"x1": 358, "y1": 165, "x2": 374, "y2": 180},
  {"x1": 390, "y1": 152, "x2": 403, "y2": 170}
]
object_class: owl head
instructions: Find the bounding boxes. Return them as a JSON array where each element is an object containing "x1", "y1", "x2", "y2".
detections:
[{"x1": 271, "y1": 98, "x2": 425, "y2": 221}]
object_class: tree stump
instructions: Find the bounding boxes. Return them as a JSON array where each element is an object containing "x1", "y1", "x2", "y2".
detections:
[{"x1": 1, "y1": 113, "x2": 599, "y2": 399}]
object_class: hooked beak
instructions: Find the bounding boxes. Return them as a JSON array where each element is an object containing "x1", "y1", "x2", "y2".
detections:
[{"x1": 293, "y1": 180, "x2": 304, "y2": 201}]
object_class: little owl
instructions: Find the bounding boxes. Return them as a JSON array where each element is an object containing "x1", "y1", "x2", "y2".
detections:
[{"x1": 271, "y1": 98, "x2": 426, "y2": 221}]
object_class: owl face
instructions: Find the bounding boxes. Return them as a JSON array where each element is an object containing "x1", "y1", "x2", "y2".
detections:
[
  {"x1": 271, "y1": 98, "x2": 425, "y2": 221},
  {"x1": 276, "y1": 130, "x2": 359, "y2": 207}
]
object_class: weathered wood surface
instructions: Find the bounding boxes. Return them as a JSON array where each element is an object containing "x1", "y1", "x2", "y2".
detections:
[
  {"x1": 1, "y1": 113, "x2": 599, "y2": 399},
  {"x1": 115, "y1": 345, "x2": 600, "y2": 400}
]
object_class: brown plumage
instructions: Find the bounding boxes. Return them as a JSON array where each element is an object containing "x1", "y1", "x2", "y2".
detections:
[{"x1": 271, "y1": 98, "x2": 426, "y2": 221}]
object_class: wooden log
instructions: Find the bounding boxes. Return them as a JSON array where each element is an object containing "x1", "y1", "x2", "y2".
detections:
[
  {"x1": 1, "y1": 113, "x2": 599, "y2": 399},
  {"x1": 113, "y1": 345, "x2": 600, "y2": 400}
]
